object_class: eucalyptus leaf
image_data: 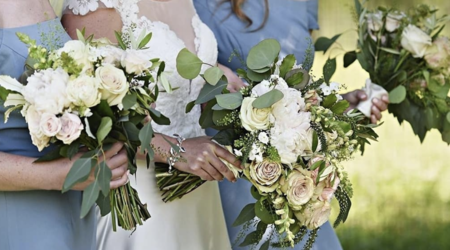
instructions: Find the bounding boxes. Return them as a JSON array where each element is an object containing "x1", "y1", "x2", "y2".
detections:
[
  {"x1": 176, "y1": 48, "x2": 203, "y2": 79},
  {"x1": 62, "y1": 155, "x2": 96, "y2": 192},
  {"x1": 199, "y1": 100, "x2": 216, "y2": 129},
  {"x1": 96, "y1": 193, "x2": 111, "y2": 216},
  {"x1": 331, "y1": 100, "x2": 350, "y2": 115},
  {"x1": 123, "y1": 122, "x2": 140, "y2": 142},
  {"x1": 122, "y1": 92, "x2": 137, "y2": 110},
  {"x1": 216, "y1": 92, "x2": 243, "y2": 110},
  {"x1": 251, "y1": 67, "x2": 271, "y2": 74},
  {"x1": 139, "y1": 122, "x2": 154, "y2": 154},
  {"x1": 211, "y1": 129, "x2": 235, "y2": 145},
  {"x1": 447, "y1": 112, "x2": 450, "y2": 123},
  {"x1": 80, "y1": 181, "x2": 100, "y2": 218},
  {"x1": 279, "y1": 54, "x2": 296, "y2": 78},
  {"x1": 96, "y1": 161, "x2": 112, "y2": 197},
  {"x1": 247, "y1": 69, "x2": 271, "y2": 82},
  {"x1": 389, "y1": 85, "x2": 407, "y2": 104},
  {"x1": 252, "y1": 89, "x2": 284, "y2": 109},
  {"x1": 212, "y1": 109, "x2": 232, "y2": 125},
  {"x1": 97, "y1": 117, "x2": 112, "y2": 145},
  {"x1": 232, "y1": 203, "x2": 256, "y2": 226},
  {"x1": 195, "y1": 79, "x2": 227, "y2": 104},
  {"x1": 380, "y1": 47, "x2": 400, "y2": 55},
  {"x1": 251, "y1": 185, "x2": 262, "y2": 200},
  {"x1": 314, "y1": 34, "x2": 341, "y2": 54},
  {"x1": 285, "y1": 69, "x2": 304, "y2": 87},
  {"x1": 203, "y1": 67, "x2": 224, "y2": 86},
  {"x1": 247, "y1": 39, "x2": 281, "y2": 70},
  {"x1": 212, "y1": 104, "x2": 225, "y2": 110},
  {"x1": 34, "y1": 147, "x2": 63, "y2": 163}
]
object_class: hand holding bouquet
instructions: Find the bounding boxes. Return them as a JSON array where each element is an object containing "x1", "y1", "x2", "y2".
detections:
[{"x1": 0, "y1": 29, "x2": 171, "y2": 231}]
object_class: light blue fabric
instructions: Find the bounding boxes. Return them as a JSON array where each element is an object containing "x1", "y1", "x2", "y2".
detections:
[
  {"x1": 195, "y1": 1, "x2": 342, "y2": 249},
  {"x1": 0, "y1": 18, "x2": 96, "y2": 250}
]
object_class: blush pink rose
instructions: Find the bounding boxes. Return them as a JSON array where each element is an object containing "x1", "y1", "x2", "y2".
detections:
[{"x1": 56, "y1": 113, "x2": 84, "y2": 144}]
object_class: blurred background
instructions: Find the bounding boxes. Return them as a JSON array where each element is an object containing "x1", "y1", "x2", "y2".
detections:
[{"x1": 311, "y1": 0, "x2": 450, "y2": 249}]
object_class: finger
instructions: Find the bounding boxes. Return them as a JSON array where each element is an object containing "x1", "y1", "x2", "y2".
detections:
[
  {"x1": 196, "y1": 168, "x2": 215, "y2": 181},
  {"x1": 381, "y1": 94, "x2": 389, "y2": 103},
  {"x1": 371, "y1": 114, "x2": 378, "y2": 124},
  {"x1": 110, "y1": 171, "x2": 128, "y2": 189},
  {"x1": 103, "y1": 142, "x2": 124, "y2": 158},
  {"x1": 208, "y1": 155, "x2": 236, "y2": 182},
  {"x1": 201, "y1": 151, "x2": 224, "y2": 181},
  {"x1": 356, "y1": 90, "x2": 368, "y2": 100},
  {"x1": 111, "y1": 165, "x2": 128, "y2": 180},
  {"x1": 372, "y1": 98, "x2": 388, "y2": 112},
  {"x1": 371, "y1": 106, "x2": 382, "y2": 120},
  {"x1": 107, "y1": 148, "x2": 128, "y2": 170},
  {"x1": 214, "y1": 146, "x2": 243, "y2": 169}
]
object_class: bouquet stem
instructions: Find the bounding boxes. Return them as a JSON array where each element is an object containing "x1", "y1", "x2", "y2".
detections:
[{"x1": 110, "y1": 183, "x2": 151, "y2": 231}]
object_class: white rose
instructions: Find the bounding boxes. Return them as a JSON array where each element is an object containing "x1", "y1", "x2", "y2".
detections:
[
  {"x1": 121, "y1": 49, "x2": 152, "y2": 75},
  {"x1": 22, "y1": 68, "x2": 70, "y2": 114},
  {"x1": 258, "y1": 132, "x2": 269, "y2": 144},
  {"x1": 284, "y1": 169, "x2": 315, "y2": 210},
  {"x1": 366, "y1": 11, "x2": 383, "y2": 32},
  {"x1": 271, "y1": 88, "x2": 308, "y2": 128},
  {"x1": 67, "y1": 75, "x2": 102, "y2": 108},
  {"x1": 401, "y1": 25, "x2": 432, "y2": 58},
  {"x1": 58, "y1": 40, "x2": 96, "y2": 73},
  {"x1": 39, "y1": 113, "x2": 62, "y2": 137},
  {"x1": 98, "y1": 45, "x2": 124, "y2": 66},
  {"x1": 386, "y1": 12, "x2": 404, "y2": 32},
  {"x1": 295, "y1": 200, "x2": 331, "y2": 230},
  {"x1": 251, "y1": 80, "x2": 272, "y2": 97},
  {"x1": 56, "y1": 113, "x2": 84, "y2": 145},
  {"x1": 270, "y1": 126, "x2": 308, "y2": 164},
  {"x1": 240, "y1": 97, "x2": 271, "y2": 132},
  {"x1": 96, "y1": 65, "x2": 129, "y2": 106},
  {"x1": 424, "y1": 37, "x2": 450, "y2": 69},
  {"x1": 25, "y1": 105, "x2": 50, "y2": 151}
]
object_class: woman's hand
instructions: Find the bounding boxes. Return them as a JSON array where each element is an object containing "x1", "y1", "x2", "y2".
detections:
[
  {"x1": 342, "y1": 90, "x2": 389, "y2": 124},
  {"x1": 63, "y1": 142, "x2": 129, "y2": 191},
  {"x1": 172, "y1": 136, "x2": 242, "y2": 182},
  {"x1": 218, "y1": 63, "x2": 246, "y2": 92}
]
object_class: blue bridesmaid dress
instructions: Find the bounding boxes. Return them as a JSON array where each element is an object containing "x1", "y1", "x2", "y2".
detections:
[
  {"x1": 0, "y1": 18, "x2": 96, "y2": 250},
  {"x1": 194, "y1": 0, "x2": 343, "y2": 249}
]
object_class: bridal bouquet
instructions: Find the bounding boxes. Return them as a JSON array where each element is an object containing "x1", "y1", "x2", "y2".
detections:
[
  {"x1": 316, "y1": 1, "x2": 450, "y2": 143},
  {"x1": 169, "y1": 39, "x2": 379, "y2": 248},
  {"x1": 0, "y1": 29, "x2": 170, "y2": 231}
]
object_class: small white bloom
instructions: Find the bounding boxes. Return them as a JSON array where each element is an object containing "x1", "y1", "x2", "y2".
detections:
[
  {"x1": 258, "y1": 132, "x2": 269, "y2": 144},
  {"x1": 58, "y1": 40, "x2": 96, "y2": 73},
  {"x1": 319, "y1": 83, "x2": 332, "y2": 96},
  {"x1": 329, "y1": 82, "x2": 340, "y2": 92},
  {"x1": 234, "y1": 149, "x2": 243, "y2": 157}
]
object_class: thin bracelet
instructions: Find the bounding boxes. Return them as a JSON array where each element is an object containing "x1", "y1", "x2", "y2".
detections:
[{"x1": 167, "y1": 134, "x2": 186, "y2": 172}]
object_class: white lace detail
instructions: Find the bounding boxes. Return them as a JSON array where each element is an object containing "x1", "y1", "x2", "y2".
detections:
[{"x1": 64, "y1": 0, "x2": 118, "y2": 15}]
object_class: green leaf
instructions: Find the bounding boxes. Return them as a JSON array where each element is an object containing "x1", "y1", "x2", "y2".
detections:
[
  {"x1": 216, "y1": 92, "x2": 243, "y2": 110},
  {"x1": 232, "y1": 203, "x2": 256, "y2": 226},
  {"x1": 247, "y1": 39, "x2": 281, "y2": 70},
  {"x1": 239, "y1": 231, "x2": 261, "y2": 247},
  {"x1": 255, "y1": 200, "x2": 275, "y2": 224},
  {"x1": 62, "y1": 153, "x2": 96, "y2": 192},
  {"x1": 199, "y1": 100, "x2": 216, "y2": 129},
  {"x1": 285, "y1": 69, "x2": 304, "y2": 87},
  {"x1": 123, "y1": 122, "x2": 140, "y2": 142},
  {"x1": 96, "y1": 193, "x2": 111, "y2": 216},
  {"x1": 0, "y1": 86, "x2": 9, "y2": 102},
  {"x1": 76, "y1": 29, "x2": 86, "y2": 43},
  {"x1": 95, "y1": 100, "x2": 114, "y2": 119},
  {"x1": 314, "y1": 34, "x2": 341, "y2": 54},
  {"x1": 251, "y1": 185, "x2": 262, "y2": 200},
  {"x1": 343, "y1": 51, "x2": 357, "y2": 68},
  {"x1": 203, "y1": 67, "x2": 224, "y2": 86},
  {"x1": 139, "y1": 122, "x2": 154, "y2": 154},
  {"x1": 185, "y1": 100, "x2": 196, "y2": 113},
  {"x1": 97, "y1": 117, "x2": 112, "y2": 145},
  {"x1": 323, "y1": 58, "x2": 337, "y2": 83},
  {"x1": 176, "y1": 48, "x2": 203, "y2": 79},
  {"x1": 67, "y1": 141, "x2": 81, "y2": 160},
  {"x1": 122, "y1": 93, "x2": 137, "y2": 110},
  {"x1": 310, "y1": 160, "x2": 324, "y2": 171},
  {"x1": 247, "y1": 69, "x2": 271, "y2": 82},
  {"x1": 380, "y1": 47, "x2": 400, "y2": 55},
  {"x1": 447, "y1": 112, "x2": 450, "y2": 123},
  {"x1": 138, "y1": 32, "x2": 152, "y2": 49},
  {"x1": 212, "y1": 109, "x2": 232, "y2": 125},
  {"x1": 34, "y1": 147, "x2": 63, "y2": 163},
  {"x1": 149, "y1": 108, "x2": 170, "y2": 125},
  {"x1": 195, "y1": 79, "x2": 227, "y2": 104},
  {"x1": 337, "y1": 121, "x2": 352, "y2": 133},
  {"x1": 114, "y1": 31, "x2": 126, "y2": 50},
  {"x1": 80, "y1": 181, "x2": 100, "y2": 218},
  {"x1": 322, "y1": 94, "x2": 338, "y2": 108},
  {"x1": 211, "y1": 129, "x2": 235, "y2": 145},
  {"x1": 260, "y1": 240, "x2": 270, "y2": 250},
  {"x1": 279, "y1": 54, "x2": 296, "y2": 78},
  {"x1": 252, "y1": 89, "x2": 284, "y2": 109},
  {"x1": 354, "y1": 0, "x2": 362, "y2": 16},
  {"x1": 96, "y1": 161, "x2": 112, "y2": 197},
  {"x1": 312, "y1": 130, "x2": 319, "y2": 152},
  {"x1": 331, "y1": 101, "x2": 350, "y2": 115},
  {"x1": 389, "y1": 85, "x2": 407, "y2": 104}
]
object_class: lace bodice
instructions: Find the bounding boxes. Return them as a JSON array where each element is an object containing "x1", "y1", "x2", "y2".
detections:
[{"x1": 64, "y1": 0, "x2": 218, "y2": 138}]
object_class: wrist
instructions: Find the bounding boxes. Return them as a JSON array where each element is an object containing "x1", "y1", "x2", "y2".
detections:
[{"x1": 152, "y1": 134, "x2": 178, "y2": 163}]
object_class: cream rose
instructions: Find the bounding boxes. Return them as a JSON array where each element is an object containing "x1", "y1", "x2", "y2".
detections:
[
  {"x1": 39, "y1": 113, "x2": 62, "y2": 137},
  {"x1": 56, "y1": 113, "x2": 84, "y2": 145},
  {"x1": 96, "y1": 65, "x2": 129, "y2": 106},
  {"x1": 284, "y1": 169, "x2": 315, "y2": 210},
  {"x1": 25, "y1": 105, "x2": 50, "y2": 151},
  {"x1": 295, "y1": 200, "x2": 331, "y2": 230},
  {"x1": 248, "y1": 160, "x2": 283, "y2": 193},
  {"x1": 66, "y1": 75, "x2": 102, "y2": 108},
  {"x1": 240, "y1": 97, "x2": 271, "y2": 132},
  {"x1": 385, "y1": 12, "x2": 404, "y2": 32},
  {"x1": 424, "y1": 37, "x2": 450, "y2": 69},
  {"x1": 121, "y1": 49, "x2": 152, "y2": 75},
  {"x1": 401, "y1": 25, "x2": 432, "y2": 58}
]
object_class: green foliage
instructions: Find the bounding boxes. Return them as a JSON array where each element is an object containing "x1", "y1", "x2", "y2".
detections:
[
  {"x1": 314, "y1": 34, "x2": 341, "y2": 54},
  {"x1": 80, "y1": 181, "x2": 100, "y2": 218},
  {"x1": 96, "y1": 161, "x2": 112, "y2": 197},
  {"x1": 343, "y1": 51, "x2": 357, "y2": 68},
  {"x1": 331, "y1": 101, "x2": 350, "y2": 115},
  {"x1": 62, "y1": 153, "x2": 96, "y2": 192},
  {"x1": 138, "y1": 122, "x2": 154, "y2": 155},
  {"x1": 195, "y1": 79, "x2": 227, "y2": 104},
  {"x1": 255, "y1": 199, "x2": 276, "y2": 224},
  {"x1": 216, "y1": 92, "x2": 243, "y2": 110},
  {"x1": 247, "y1": 39, "x2": 281, "y2": 70},
  {"x1": 233, "y1": 203, "x2": 256, "y2": 226},
  {"x1": 388, "y1": 85, "x2": 407, "y2": 104},
  {"x1": 97, "y1": 117, "x2": 112, "y2": 145},
  {"x1": 323, "y1": 58, "x2": 337, "y2": 83},
  {"x1": 176, "y1": 48, "x2": 203, "y2": 79},
  {"x1": 279, "y1": 54, "x2": 296, "y2": 78},
  {"x1": 334, "y1": 187, "x2": 352, "y2": 228},
  {"x1": 203, "y1": 66, "x2": 224, "y2": 86},
  {"x1": 252, "y1": 89, "x2": 284, "y2": 109}
]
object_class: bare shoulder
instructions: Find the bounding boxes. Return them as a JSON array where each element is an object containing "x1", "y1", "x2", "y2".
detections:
[{"x1": 0, "y1": 0, "x2": 57, "y2": 28}]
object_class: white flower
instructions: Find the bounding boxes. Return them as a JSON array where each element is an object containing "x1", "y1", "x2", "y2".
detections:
[
  {"x1": 65, "y1": 0, "x2": 99, "y2": 15},
  {"x1": 121, "y1": 49, "x2": 152, "y2": 75},
  {"x1": 258, "y1": 132, "x2": 269, "y2": 144},
  {"x1": 270, "y1": 126, "x2": 311, "y2": 164},
  {"x1": 240, "y1": 97, "x2": 271, "y2": 132},
  {"x1": 284, "y1": 169, "x2": 315, "y2": 210},
  {"x1": 39, "y1": 113, "x2": 62, "y2": 137},
  {"x1": 366, "y1": 11, "x2": 383, "y2": 32},
  {"x1": 96, "y1": 65, "x2": 129, "y2": 106},
  {"x1": 98, "y1": 45, "x2": 124, "y2": 66},
  {"x1": 271, "y1": 88, "x2": 308, "y2": 128},
  {"x1": 249, "y1": 143, "x2": 263, "y2": 163},
  {"x1": 329, "y1": 82, "x2": 340, "y2": 92},
  {"x1": 58, "y1": 40, "x2": 96, "y2": 73},
  {"x1": 401, "y1": 25, "x2": 432, "y2": 58},
  {"x1": 295, "y1": 200, "x2": 331, "y2": 230},
  {"x1": 25, "y1": 105, "x2": 50, "y2": 151},
  {"x1": 319, "y1": 83, "x2": 332, "y2": 96},
  {"x1": 234, "y1": 149, "x2": 243, "y2": 157},
  {"x1": 66, "y1": 75, "x2": 102, "y2": 108},
  {"x1": 56, "y1": 113, "x2": 84, "y2": 145},
  {"x1": 22, "y1": 68, "x2": 70, "y2": 115},
  {"x1": 386, "y1": 12, "x2": 405, "y2": 32},
  {"x1": 424, "y1": 37, "x2": 450, "y2": 69},
  {"x1": 251, "y1": 80, "x2": 272, "y2": 97}
]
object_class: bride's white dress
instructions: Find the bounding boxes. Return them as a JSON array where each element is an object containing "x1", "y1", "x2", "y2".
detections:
[{"x1": 64, "y1": 0, "x2": 231, "y2": 249}]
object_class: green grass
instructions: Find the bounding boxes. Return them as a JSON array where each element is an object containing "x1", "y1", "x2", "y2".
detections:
[{"x1": 313, "y1": 0, "x2": 450, "y2": 249}]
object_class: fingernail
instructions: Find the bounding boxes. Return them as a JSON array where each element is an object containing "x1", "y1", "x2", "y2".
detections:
[{"x1": 373, "y1": 98, "x2": 379, "y2": 103}]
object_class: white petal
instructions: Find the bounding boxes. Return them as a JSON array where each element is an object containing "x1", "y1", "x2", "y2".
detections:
[{"x1": 0, "y1": 76, "x2": 24, "y2": 93}]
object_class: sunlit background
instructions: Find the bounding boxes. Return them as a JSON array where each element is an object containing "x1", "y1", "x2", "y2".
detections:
[{"x1": 311, "y1": 0, "x2": 450, "y2": 249}]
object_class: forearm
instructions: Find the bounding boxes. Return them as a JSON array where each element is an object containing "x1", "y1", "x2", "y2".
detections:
[{"x1": 0, "y1": 152, "x2": 66, "y2": 191}]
